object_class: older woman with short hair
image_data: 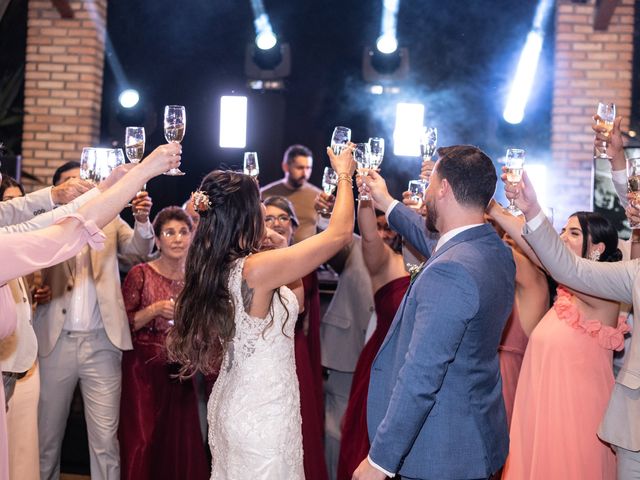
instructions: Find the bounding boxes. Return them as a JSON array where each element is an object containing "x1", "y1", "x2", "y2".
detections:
[{"x1": 119, "y1": 206, "x2": 209, "y2": 480}]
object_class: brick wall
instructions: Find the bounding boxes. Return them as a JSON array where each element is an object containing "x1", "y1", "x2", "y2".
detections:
[
  {"x1": 552, "y1": 0, "x2": 635, "y2": 224},
  {"x1": 21, "y1": 0, "x2": 107, "y2": 189}
]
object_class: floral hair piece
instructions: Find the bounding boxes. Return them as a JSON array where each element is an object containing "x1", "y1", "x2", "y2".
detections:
[{"x1": 192, "y1": 190, "x2": 212, "y2": 213}]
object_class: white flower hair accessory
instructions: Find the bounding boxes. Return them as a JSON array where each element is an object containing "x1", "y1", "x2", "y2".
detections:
[{"x1": 192, "y1": 190, "x2": 212, "y2": 213}]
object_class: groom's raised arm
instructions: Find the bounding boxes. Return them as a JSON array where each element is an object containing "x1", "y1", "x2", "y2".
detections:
[
  {"x1": 368, "y1": 260, "x2": 478, "y2": 473},
  {"x1": 387, "y1": 202, "x2": 437, "y2": 260}
]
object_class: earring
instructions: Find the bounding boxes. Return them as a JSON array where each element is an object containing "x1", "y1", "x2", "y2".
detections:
[{"x1": 588, "y1": 250, "x2": 601, "y2": 261}]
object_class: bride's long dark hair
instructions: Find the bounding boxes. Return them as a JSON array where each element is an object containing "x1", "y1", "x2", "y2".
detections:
[{"x1": 166, "y1": 170, "x2": 265, "y2": 377}]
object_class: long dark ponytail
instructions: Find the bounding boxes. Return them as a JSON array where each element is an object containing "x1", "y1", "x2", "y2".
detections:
[{"x1": 166, "y1": 170, "x2": 264, "y2": 377}]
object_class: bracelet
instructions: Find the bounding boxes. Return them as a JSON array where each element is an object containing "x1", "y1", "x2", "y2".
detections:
[{"x1": 337, "y1": 172, "x2": 353, "y2": 184}]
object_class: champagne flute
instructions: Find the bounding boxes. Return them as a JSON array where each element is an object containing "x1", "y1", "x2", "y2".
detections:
[
  {"x1": 331, "y1": 126, "x2": 351, "y2": 155},
  {"x1": 80, "y1": 147, "x2": 117, "y2": 185},
  {"x1": 595, "y1": 102, "x2": 616, "y2": 160},
  {"x1": 243, "y1": 152, "x2": 259, "y2": 178},
  {"x1": 505, "y1": 148, "x2": 525, "y2": 216},
  {"x1": 408, "y1": 179, "x2": 426, "y2": 208},
  {"x1": 420, "y1": 127, "x2": 437, "y2": 161},
  {"x1": 321, "y1": 167, "x2": 338, "y2": 215},
  {"x1": 164, "y1": 105, "x2": 186, "y2": 176},
  {"x1": 627, "y1": 157, "x2": 640, "y2": 229},
  {"x1": 354, "y1": 143, "x2": 372, "y2": 201},
  {"x1": 125, "y1": 127, "x2": 146, "y2": 209},
  {"x1": 368, "y1": 137, "x2": 385, "y2": 170},
  {"x1": 125, "y1": 127, "x2": 145, "y2": 164}
]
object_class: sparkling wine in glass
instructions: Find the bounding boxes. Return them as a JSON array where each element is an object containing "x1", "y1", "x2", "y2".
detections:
[
  {"x1": 125, "y1": 127, "x2": 146, "y2": 209},
  {"x1": 164, "y1": 105, "x2": 186, "y2": 176},
  {"x1": 595, "y1": 102, "x2": 616, "y2": 160},
  {"x1": 331, "y1": 126, "x2": 351, "y2": 155},
  {"x1": 321, "y1": 167, "x2": 338, "y2": 215},
  {"x1": 243, "y1": 152, "x2": 259, "y2": 178},
  {"x1": 368, "y1": 137, "x2": 385, "y2": 170},
  {"x1": 627, "y1": 157, "x2": 640, "y2": 229},
  {"x1": 505, "y1": 148, "x2": 525, "y2": 216},
  {"x1": 125, "y1": 126, "x2": 145, "y2": 164},
  {"x1": 354, "y1": 143, "x2": 372, "y2": 201},
  {"x1": 408, "y1": 179, "x2": 426, "y2": 208}
]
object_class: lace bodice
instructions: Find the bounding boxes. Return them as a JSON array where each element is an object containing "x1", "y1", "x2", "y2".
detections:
[{"x1": 207, "y1": 257, "x2": 304, "y2": 480}]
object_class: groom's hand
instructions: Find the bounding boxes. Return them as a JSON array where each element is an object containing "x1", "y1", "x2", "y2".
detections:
[{"x1": 352, "y1": 458, "x2": 388, "y2": 480}]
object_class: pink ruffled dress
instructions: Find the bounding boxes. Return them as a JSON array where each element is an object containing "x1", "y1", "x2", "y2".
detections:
[
  {"x1": 0, "y1": 213, "x2": 105, "y2": 480},
  {"x1": 503, "y1": 286, "x2": 630, "y2": 480}
]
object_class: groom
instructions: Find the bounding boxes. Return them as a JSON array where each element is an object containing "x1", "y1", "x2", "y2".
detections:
[{"x1": 353, "y1": 145, "x2": 515, "y2": 480}]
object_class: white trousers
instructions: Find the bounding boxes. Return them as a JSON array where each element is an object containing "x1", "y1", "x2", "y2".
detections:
[
  {"x1": 7, "y1": 362, "x2": 40, "y2": 480},
  {"x1": 38, "y1": 329, "x2": 122, "y2": 480}
]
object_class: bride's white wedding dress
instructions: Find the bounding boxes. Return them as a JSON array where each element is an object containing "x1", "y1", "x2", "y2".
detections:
[{"x1": 207, "y1": 257, "x2": 304, "y2": 479}]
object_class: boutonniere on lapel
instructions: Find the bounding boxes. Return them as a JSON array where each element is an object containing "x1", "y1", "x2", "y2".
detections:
[{"x1": 407, "y1": 262, "x2": 425, "y2": 284}]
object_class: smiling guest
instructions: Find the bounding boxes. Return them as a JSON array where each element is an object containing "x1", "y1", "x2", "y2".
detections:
[
  {"x1": 261, "y1": 144, "x2": 321, "y2": 243},
  {"x1": 119, "y1": 206, "x2": 208, "y2": 480}
]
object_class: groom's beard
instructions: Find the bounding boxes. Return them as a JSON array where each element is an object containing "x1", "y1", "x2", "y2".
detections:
[{"x1": 425, "y1": 198, "x2": 439, "y2": 234}]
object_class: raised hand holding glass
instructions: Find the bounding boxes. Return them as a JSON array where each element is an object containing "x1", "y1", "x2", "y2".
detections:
[
  {"x1": 505, "y1": 148, "x2": 525, "y2": 216},
  {"x1": 164, "y1": 105, "x2": 186, "y2": 176}
]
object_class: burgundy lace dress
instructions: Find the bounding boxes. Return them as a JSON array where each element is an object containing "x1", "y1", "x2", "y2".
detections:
[{"x1": 119, "y1": 263, "x2": 209, "y2": 480}]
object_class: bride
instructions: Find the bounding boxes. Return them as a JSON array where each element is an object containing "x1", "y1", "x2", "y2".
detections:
[{"x1": 167, "y1": 146, "x2": 355, "y2": 479}]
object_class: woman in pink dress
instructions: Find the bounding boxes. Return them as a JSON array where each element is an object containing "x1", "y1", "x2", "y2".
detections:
[
  {"x1": 487, "y1": 204, "x2": 551, "y2": 427},
  {"x1": 0, "y1": 143, "x2": 181, "y2": 480},
  {"x1": 501, "y1": 211, "x2": 628, "y2": 480},
  {"x1": 119, "y1": 206, "x2": 209, "y2": 480},
  {"x1": 337, "y1": 201, "x2": 410, "y2": 480}
]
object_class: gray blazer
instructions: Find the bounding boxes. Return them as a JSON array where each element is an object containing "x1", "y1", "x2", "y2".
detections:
[
  {"x1": 524, "y1": 215, "x2": 640, "y2": 450},
  {"x1": 34, "y1": 217, "x2": 153, "y2": 355},
  {"x1": 0, "y1": 187, "x2": 53, "y2": 227},
  {"x1": 320, "y1": 235, "x2": 374, "y2": 373}
]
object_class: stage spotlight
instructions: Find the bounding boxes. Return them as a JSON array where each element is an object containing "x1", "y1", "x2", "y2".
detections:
[
  {"x1": 256, "y1": 28, "x2": 277, "y2": 50},
  {"x1": 376, "y1": 34, "x2": 398, "y2": 54},
  {"x1": 503, "y1": 0, "x2": 553, "y2": 124},
  {"x1": 393, "y1": 102, "x2": 424, "y2": 156},
  {"x1": 219, "y1": 96, "x2": 247, "y2": 149},
  {"x1": 251, "y1": 1, "x2": 278, "y2": 50},
  {"x1": 118, "y1": 89, "x2": 139, "y2": 109},
  {"x1": 363, "y1": 47, "x2": 409, "y2": 83},
  {"x1": 245, "y1": 42, "x2": 291, "y2": 85}
]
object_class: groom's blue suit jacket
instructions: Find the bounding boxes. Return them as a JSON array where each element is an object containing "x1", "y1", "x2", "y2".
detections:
[{"x1": 367, "y1": 204, "x2": 515, "y2": 480}]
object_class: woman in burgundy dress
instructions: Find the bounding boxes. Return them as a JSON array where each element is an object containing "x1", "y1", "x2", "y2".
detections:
[
  {"x1": 337, "y1": 202, "x2": 410, "y2": 480},
  {"x1": 119, "y1": 206, "x2": 209, "y2": 480}
]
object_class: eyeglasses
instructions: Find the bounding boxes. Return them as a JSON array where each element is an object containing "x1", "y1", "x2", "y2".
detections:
[
  {"x1": 160, "y1": 228, "x2": 191, "y2": 239},
  {"x1": 265, "y1": 214, "x2": 291, "y2": 227}
]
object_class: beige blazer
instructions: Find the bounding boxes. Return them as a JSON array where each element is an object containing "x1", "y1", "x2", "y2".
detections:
[
  {"x1": 0, "y1": 278, "x2": 36, "y2": 373},
  {"x1": 33, "y1": 217, "x2": 154, "y2": 356},
  {"x1": 524, "y1": 216, "x2": 640, "y2": 451},
  {"x1": 320, "y1": 236, "x2": 374, "y2": 373}
]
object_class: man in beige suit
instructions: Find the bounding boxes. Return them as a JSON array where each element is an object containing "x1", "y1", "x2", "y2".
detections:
[
  {"x1": 505, "y1": 169, "x2": 640, "y2": 478},
  {"x1": 34, "y1": 163, "x2": 154, "y2": 480}
]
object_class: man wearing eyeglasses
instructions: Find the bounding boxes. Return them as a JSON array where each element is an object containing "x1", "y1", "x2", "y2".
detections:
[
  {"x1": 260, "y1": 144, "x2": 322, "y2": 243},
  {"x1": 33, "y1": 162, "x2": 155, "y2": 480}
]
